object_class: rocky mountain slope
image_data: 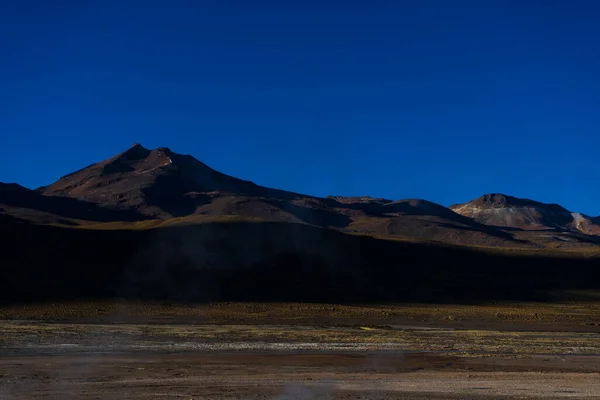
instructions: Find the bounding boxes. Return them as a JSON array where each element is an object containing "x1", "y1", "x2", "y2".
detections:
[
  {"x1": 21, "y1": 144, "x2": 521, "y2": 246},
  {"x1": 3, "y1": 144, "x2": 600, "y2": 304},
  {"x1": 2, "y1": 144, "x2": 600, "y2": 248},
  {"x1": 39, "y1": 144, "x2": 303, "y2": 218},
  {"x1": 451, "y1": 193, "x2": 600, "y2": 236}
]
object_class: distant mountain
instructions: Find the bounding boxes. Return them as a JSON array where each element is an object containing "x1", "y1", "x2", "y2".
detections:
[
  {"x1": 451, "y1": 193, "x2": 600, "y2": 235},
  {"x1": 24, "y1": 144, "x2": 525, "y2": 246},
  {"x1": 6, "y1": 145, "x2": 600, "y2": 306},
  {"x1": 39, "y1": 143, "x2": 303, "y2": 218},
  {"x1": 2, "y1": 145, "x2": 599, "y2": 248}
]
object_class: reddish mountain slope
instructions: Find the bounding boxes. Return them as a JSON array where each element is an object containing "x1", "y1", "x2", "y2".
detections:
[{"x1": 39, "y1": 144, "x2": 303, "y2": 218}]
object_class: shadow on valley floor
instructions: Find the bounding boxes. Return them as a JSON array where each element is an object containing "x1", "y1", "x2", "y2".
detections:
[{"x1": 2, "y1": 218, "x2": 600, "y2": 305}]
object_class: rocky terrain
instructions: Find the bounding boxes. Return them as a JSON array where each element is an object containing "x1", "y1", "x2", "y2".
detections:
[
  {"x1": 3, "y1": 144, "x2": 600, "y2": 249},
  {"x1": 3, "y1": 302, "x2": 600, "y2": 399},
  {"x1": 451, "y1": 193, "x2": 600, "y2": 235},
  {"x1": 3, "y1": 144, "x2": 600, "y2": 305}
]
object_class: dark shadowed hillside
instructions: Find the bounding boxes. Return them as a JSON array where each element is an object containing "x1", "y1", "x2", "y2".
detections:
[
  {"x1": 0, "y1": 182, "x2": 145, "y2": 224},
  {"x1": 2, "y1": 216, "x2": 600, "y2": 305}
]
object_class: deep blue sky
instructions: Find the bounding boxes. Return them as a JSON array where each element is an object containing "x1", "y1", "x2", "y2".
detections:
[{"x1": 2, "y1": 1, "x2": 600, "y2": 214}]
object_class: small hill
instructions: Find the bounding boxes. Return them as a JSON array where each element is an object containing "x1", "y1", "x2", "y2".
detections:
[
  {"x1": 341, "y1": 198, "x2": 521, "y2": 247},
  {"x1": 327, "y1": 196, "x2": 393, "y2": 205},
  {"x1": 451, "y1": 193, "x2": 600, "y2": 235}
]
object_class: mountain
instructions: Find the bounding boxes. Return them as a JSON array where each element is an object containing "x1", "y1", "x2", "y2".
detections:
[
  {"x1": 4, "y1": 145, "x2": 600, "y2": 305},
  {"x1": 2, "y1": 144, "x2": 599, "y2": 248},
  {"x1": 39, "y1": 143, "x2": 303, "y2": 218},
  {"x1": 337, "y1": 198, "x2": 522, "y2": 247},
  {"x1": 27, "y1": 144, "x2": 525, "y2": 247},
  {"x1": 451, "y1": 193, "x2": 600, "y2": 236}
]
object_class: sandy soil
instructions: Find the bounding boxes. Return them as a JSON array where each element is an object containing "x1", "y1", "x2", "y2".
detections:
[
  {"x1": 3, "y1": 302, "x2": 600, "y2": 399},
  {"x1": 2, "y1": 352, "x2": 600, "y2": 399}
]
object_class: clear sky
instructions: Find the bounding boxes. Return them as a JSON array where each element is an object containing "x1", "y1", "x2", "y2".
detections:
[{"x1": 2, "y1": 1, "x2": 600, "y2": 214}]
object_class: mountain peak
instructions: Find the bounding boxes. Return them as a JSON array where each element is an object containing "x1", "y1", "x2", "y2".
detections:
[
  {"x1": 472, "y1": 193, "x2": 528, "y2": 208},
  {"x1": 126, "y1": 142, "x2": 151, "y2": 154},
  {"x1": 461, "y1": 193, "x2": 569, "y2": 213},
  {"x1": 121, "y1": 145, "x2": 178, "y2": 162},
  {"x1": 39, "y1": 144, "x2": 302, "y2": 218},
  {"x1": 450, "y1": 193, "x2": 574, "y2": 231}
]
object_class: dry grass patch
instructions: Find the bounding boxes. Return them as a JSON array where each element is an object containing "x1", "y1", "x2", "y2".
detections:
[{"x1": 2, "y1": 300, "x2": 600, "y2": 331}]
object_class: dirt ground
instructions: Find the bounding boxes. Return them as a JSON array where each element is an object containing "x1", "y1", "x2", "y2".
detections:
[
  {"x1": 2, "y1": 302, "x2": 600, "y2": 399},
  {"x1": 4, "y1": 301, "x2": 600, "y2": 332},
  {"x1": 3, "y1": 352, "x2": 600, "y2": 399}
]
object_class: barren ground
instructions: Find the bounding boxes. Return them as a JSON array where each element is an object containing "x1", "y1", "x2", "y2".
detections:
[{"x1": 2, "y1": 302, "x2": 600, "y2": 399}]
